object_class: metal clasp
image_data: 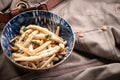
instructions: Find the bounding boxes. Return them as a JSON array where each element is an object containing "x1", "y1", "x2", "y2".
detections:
[
  {"x1": 37, "y1": 3, "x2": 48, "y2": 11},
  {"x1": 13, "y1": 1, "x2": 29, "y2": 10}
]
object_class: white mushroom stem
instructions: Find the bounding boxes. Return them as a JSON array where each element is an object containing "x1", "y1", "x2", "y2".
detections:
[
  {"x1": 27, "y1": 25, "x2": 63, "y2": 43},
  {"x1": 14, "y1": 45, "x2": 61, "y2": 61}
]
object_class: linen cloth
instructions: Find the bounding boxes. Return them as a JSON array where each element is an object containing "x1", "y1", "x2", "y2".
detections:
[{"x1": 0, "y1": 0, "x2": 120, "y2": 80}]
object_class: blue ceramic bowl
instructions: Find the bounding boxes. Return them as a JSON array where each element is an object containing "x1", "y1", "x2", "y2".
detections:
[{"x1": 1, "y1": 10, "x2": 75, "y2": 71}]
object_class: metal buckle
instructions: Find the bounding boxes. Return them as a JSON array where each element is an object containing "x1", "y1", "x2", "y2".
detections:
[
  {"x1": 13, "y1": 1, "x2": 29, "y2": 10},
  {"x1": 37, "y1": 3, "x2": 48, "y2": 11},
  {"x1": 13, "y1": 0, "x2": 48, "y2": 11}
]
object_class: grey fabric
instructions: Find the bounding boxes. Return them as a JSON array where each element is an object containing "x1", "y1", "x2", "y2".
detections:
[
  {"x1": 0, "y1": 0, "x2": 120, "y2": 80},
  {"x1": 0, "y1": 0, "x2": 12, "y2": 12},
  {"x1": 52, "y1": 0, "x2": 120, "y2": 61}
]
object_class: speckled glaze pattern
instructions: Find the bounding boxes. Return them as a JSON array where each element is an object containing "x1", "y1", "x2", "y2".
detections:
[{"x1": 1, "y1": 10, "x2": 75, "y2": 71}]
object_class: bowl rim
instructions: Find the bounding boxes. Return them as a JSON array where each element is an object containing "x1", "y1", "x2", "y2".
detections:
[{"x1": 1, "y1": 10, "x2": 75, "y2": 71}]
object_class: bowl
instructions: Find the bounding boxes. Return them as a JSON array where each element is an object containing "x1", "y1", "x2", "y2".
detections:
[{"x1": 1, "y1": 10, "x2": 75, "y2": 71}]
